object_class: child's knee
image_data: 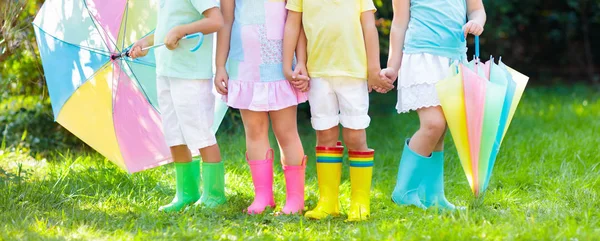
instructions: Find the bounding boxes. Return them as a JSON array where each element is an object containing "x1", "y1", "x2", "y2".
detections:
[
  {"x1": 274, "y1": 126, "x2": 300, "y2": 146},
  {"x1": 244, "y1": 119, "x2": 269, "y2": 141},
  {"x1": 170, "y1": 145, "x2": 192, "y2": 162},
  {"x1": 343, "y1": 129, "x2": 367, "y2": 150},
  {"x1": 420, "y1": 118, "x2": 446, "y2": 139},
  {"x1": 316, "y1": 127, "x2": 339, "y2": 146}
]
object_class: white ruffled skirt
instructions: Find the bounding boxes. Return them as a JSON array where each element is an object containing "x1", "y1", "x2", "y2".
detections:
[{"x1": 396, "y1": 53, "x2": 457, "y2": 113}]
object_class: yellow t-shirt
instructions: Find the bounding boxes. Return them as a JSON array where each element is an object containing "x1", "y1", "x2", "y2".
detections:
[{"x1": 286, "y1": 0, "x2": 376, "y2": 79}]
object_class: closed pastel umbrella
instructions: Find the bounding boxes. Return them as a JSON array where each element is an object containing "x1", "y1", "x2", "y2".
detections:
[{"x1": 436, "y1": 36, "x2": 529, "y2": 196}]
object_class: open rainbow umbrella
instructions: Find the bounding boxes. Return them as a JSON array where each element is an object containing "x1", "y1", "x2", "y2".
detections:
[
  {"x1": 436, "y1": 36, "x2": 529, "y2": 196},
  {"x1": 33, "y1": 0, "x2": 228, "y2": 173}
]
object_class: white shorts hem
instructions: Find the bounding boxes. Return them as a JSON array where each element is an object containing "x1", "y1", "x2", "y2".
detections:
[
  {"x1": 311, "y1": 116, "x2": 340, "y2": 131},
  {"x1": 339, "y1": 115, "x2": 370, "y2": 130}
]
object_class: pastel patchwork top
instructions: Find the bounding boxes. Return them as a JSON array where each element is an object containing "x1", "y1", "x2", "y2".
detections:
[
  {"x1": 155, "y1": 0, "x2": 218, "y2": 80},
  {"x1": 403, "y1": 0, "x2": 468, "y2": 60},
  {"x1": 224, "y1": 0, "x2": 307, "y2": 111}
]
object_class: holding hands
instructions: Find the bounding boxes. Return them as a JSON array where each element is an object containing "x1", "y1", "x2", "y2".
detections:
[
  {"x1": 369, "y1": 68, "x2": 395, "y2": 94},
  {"x1": 285, "y1": 63, "x2": 311, "y2": 93}
]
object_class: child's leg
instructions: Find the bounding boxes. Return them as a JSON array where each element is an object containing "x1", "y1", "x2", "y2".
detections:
[
  {"x1": 240, "y1": 110, "x2": 275, "y2": 214},
  {"x1": 420, "y1": 125, "x2": 456, "y2": 210},
  {"x1": 157, "y1": 75, "x2": 201, "y2": 212},
  {"x1": 159, "y1": 145, "x2": 201, "y2": 212},
  {"x1": 336, "y1": 77, "x2": 373, "y2": 221},
  {"x1": 199, "y1": 144, "x2": 222, "y2": 163},
  {"x1": 171, "y1": 145, "x2": 193, "y2": 163},
  {"x1": 342, "y1": 128, "x2": 368, "y2": 151},
  {"x1": 410, "y1": 106, "x2": 447, "y2": 156},
  {"x1": 343, "y1": 130, "x2": 373, "y2": 222},
  {"x1": 434, "y1": 127, "x2": 447, "y2": 151},
  {"x1": 316, "y1": 126, "x2": 340, "y2": 147},
  {"x1": 241, "y1": 110, "x2": 271, "y2": 160},
  {"x1": 271, "y1": 106, "x2": 306, "y2": 214},
  {"x1": 195, "y1": 143, "x2": 226, "y2": 207},
  {"x1": 305, "y1": 77, "x2": 344, "y2": 219},
  {"x1": 392, "y1": 106, "x2": 455, "y2": 210},
  {"x1": 396, "y1": 106, "x2": 456, "y2": 210},
  {"x1": 168, "y1": 78, "x2": 224, "y2": 208},
  {"x1": 270, "y1": 106, "x2": 304, "y2": 166}
]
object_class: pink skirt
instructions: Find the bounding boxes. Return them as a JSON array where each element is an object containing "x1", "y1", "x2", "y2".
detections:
[{"x1": 223, "y1": 79, "x2": 308, "y2": 112}]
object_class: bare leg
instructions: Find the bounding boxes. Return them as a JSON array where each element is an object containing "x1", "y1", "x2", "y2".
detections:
[
  {"x1": 342, "y1": 128, "x2": 368, "y2": 151},
  {"x1": 409, "y1": 106, "x2": 447, "y2": 156},
  {"x1": 199, "y1": 144, "x2": 221, "y2": 163},
  {"x1": 240, "y1": 110, "x2": 271, "y2": 160},
  {"x1": 270, "y1": 106, "x2": 304, "y2": 166},
  {"x1": 316, "y1": 126, "x2": 340, "y2": 147},
  {"x1": 171, "y1": 145, "x2": 192, "y2": 163},
  {"x1": 434, "y1": 127, "x2": 447, "y2": 152}
]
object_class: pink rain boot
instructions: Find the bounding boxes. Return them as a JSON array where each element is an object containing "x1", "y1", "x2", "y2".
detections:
[
  {"x1": 281, "y1": 156, "x2": 307, "y2": 215},
  {"x1": 246, "y1": 149, "x2": 276, "y2": 214}
]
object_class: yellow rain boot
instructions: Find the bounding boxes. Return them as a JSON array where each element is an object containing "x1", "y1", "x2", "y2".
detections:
[
  {"x1": 346, "y1": 149, "x2": 374, "y2": 222},
  {"x1": 304, "y1": 146, "x2": 344, "y2": 219}
]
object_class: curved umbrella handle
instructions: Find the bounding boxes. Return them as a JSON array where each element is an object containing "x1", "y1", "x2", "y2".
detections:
[{"x1": 183, "y1": 32, "x2": 204, "y2": 52}]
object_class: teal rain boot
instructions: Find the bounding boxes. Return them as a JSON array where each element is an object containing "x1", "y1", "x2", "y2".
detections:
[
  {"x1": 159, "y1": 160, "x2": 201, "y2": 212},
  {"x1": 418, "y1": 150, "x2": 457, "y2": 211},
  {"x1": 391, "y1": 139, "x2": 427, "y2": 209}
]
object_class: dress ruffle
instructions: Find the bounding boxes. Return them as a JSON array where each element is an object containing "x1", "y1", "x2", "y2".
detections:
[
  {"x1": 223, "y1": 80, "x2": 308, "y2": 111},
  {"x1": 396, "y1": 53, "x2": 453, "y2": 113}
]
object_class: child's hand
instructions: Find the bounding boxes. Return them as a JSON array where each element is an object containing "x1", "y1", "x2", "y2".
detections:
[
  {"x1": 380, "y1": 67, "x2": 398, "y2": 85},
  {"x1": 214, "y1": 67, "x2": 228, "y2": 95},
  {"x1": 285, "y1": 63, "x2": 311, "y2": 92},
  {"x1": 463, "y1": 20, "x2": 484, "y2": 37},
  {"x1": 292, "y1": 79, "x2": 310, "y2": 92},
  {"x1": 164, "y1": 26, "x2": 185, "y2": 50},
  {"x1": 368, "y1": 68, "x2": 394, "y2": 93},
  {"x1": 129, "y1": 38, "x2": 151, "y2": 59}
]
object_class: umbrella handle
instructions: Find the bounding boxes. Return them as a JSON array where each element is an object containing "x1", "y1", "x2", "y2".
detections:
[
  {"x1": 186, "y1": 33, "x2": 204, "y2": 52},
  {"x1": 474, "y1": 35, "x2": 480, "y2": 60},
  {"x1": 111, "y1": 33, "x2": 204, "y2": 60}
]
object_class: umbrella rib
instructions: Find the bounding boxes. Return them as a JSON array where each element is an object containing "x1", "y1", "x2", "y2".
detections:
[
  {"x1": 122, "y1": 60, "x2": 160, "y2": 113},
  {"x1": 127, "y1": 59, "x2": 156, "y2": 67},
  {"x1": 110, "y1": 60, "x2": 127, "y2": 169},
  {"x1": 32, "y1": 25, "x2": 112, "y2": 57},
  {"x1": 121, "y1": 2, "x2": 129, "y2": 53},
  {"x1": 82, "y1": 0, "x2": 118, "y2": 53}
]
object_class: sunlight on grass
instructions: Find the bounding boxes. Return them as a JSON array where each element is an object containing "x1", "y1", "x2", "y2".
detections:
[{"x1": 1, "y1": 87, "x2": 599, "y2": 240}]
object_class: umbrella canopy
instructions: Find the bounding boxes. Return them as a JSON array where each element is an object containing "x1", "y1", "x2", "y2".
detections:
[
  {"x1": 33, "y1": 0, "x2": 228, "y2": 173},
  {"x1": 436, "y1": 36, "x2": 529, "y2": 196}
]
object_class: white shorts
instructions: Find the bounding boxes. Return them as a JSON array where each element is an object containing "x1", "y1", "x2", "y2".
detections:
[
  {"x1": 308, "y1": 77, "x2": 370, "y2": 130},
  {"x1": 157, "y1": 76, "x2": 217, "y2": 150}
]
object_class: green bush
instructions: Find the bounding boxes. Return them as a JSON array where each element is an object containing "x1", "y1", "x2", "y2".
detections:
[
  {"x1": 374, "y1": 0, "x2": 600, "y2": 84},
  {"x1": 0, "y1": 96, "x2": 83, "y2": 154}
]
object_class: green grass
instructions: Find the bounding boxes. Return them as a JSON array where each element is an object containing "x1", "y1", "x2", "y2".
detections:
[{"x1": 1, "y1": 86, "x2": 599, "y2": 240}]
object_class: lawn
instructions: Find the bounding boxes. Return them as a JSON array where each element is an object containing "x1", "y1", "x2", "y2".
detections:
[{"x1": 1, "y1": 86, "x2": 599, "y2": 240}]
